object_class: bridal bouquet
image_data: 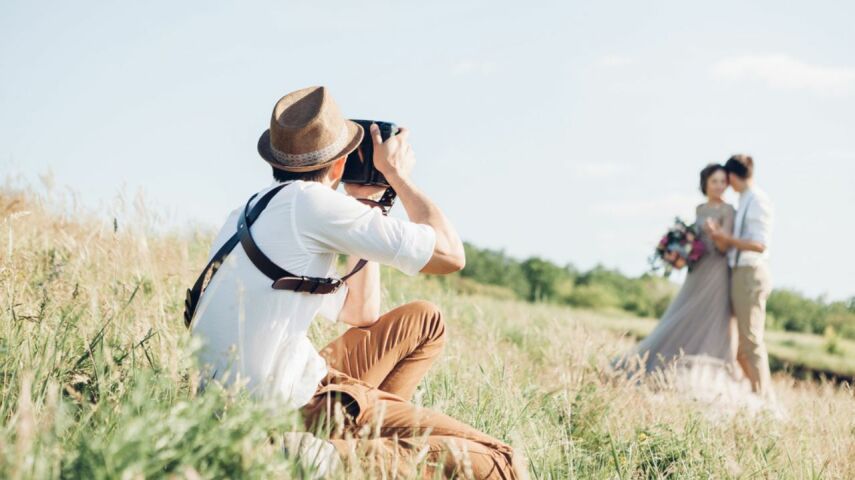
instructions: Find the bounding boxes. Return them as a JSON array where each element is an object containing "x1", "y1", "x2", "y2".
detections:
[{"x1": 650, "y1": 218, "x2": 706, "y2": 276}]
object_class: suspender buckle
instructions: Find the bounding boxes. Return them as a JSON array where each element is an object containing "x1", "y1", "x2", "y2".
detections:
[{"x1": 271, "y1": 276, "x2": 343, "y2": 294}]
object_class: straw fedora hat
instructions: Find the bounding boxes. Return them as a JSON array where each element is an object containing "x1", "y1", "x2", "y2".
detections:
[{"x1": 257, "y1": 86, "x2": 363, "y2": 172}]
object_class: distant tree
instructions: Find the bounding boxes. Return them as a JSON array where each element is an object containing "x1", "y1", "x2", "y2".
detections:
[
  {"x1": 520, "y1": 257, "x2": 566, "y2": 302},
  {"x1": 460, "y1": 243, "x2": 529, "y2": 298}
]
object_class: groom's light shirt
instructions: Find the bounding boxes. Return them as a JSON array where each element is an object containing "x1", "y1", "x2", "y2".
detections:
[{"x1": 729, "y1": 186, "x2": 773, "y2": 268}]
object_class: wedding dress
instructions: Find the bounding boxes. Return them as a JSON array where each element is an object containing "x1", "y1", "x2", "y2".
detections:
[
  {"x1": 620, "y1": 203, "x2": 771, "y2": 413},
  {"x1": 637, "y1": 203, "x2": 737, "y2": 371}
]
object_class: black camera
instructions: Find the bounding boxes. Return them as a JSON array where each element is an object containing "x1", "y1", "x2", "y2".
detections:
[{"x1": 342, "y1": 119, "x2": 399, "y2": 187}]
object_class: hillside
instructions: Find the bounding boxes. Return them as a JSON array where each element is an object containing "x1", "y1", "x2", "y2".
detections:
[{"x1": 2, "y1": 186, "x2": 854, "y2": 479}]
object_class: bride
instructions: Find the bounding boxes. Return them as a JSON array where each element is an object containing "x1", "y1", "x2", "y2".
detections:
[{"x1": 623, "y1": 164, "x2": 740, "y2": 378}]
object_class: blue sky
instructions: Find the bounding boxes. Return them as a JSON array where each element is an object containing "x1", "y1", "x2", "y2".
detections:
[{"x1": 2, "y1": 1, "x2": 853, "y2": 300}]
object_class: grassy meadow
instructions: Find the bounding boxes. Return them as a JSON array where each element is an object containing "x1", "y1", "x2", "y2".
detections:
[{"x1": 2, "y1": 184, "x2": 854, "y2": 479}]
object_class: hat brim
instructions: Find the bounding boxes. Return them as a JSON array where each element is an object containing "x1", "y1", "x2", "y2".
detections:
[{"x1": 258, "y1": 120, "x2": 364, "y2": 173}]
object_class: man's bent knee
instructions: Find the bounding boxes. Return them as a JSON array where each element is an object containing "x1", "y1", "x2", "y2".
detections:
[
  {"x1": 407, "y1": 299, "x2": 442, "y2": 317},
  {"x1": 398, "y1": 300, "x2": 445, "y2": 342}
]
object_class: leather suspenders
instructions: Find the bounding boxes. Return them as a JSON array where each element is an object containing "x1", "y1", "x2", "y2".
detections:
[{"x1": 183, "y1": 182, "x2": 396, "y2": 328}]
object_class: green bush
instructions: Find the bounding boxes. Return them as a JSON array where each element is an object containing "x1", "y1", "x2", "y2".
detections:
[
  {"x1": 565, "y1": 284, "x2": 621, "y2": 310},
  {"x1": 767, "y1": 289, "x2": 855, "y2": 339}
]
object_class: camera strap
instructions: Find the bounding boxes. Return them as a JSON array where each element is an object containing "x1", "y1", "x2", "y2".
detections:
[
  {"x1": 354, "y1": 187, "x2": 397, "y2": 215},
  {"x1": 183, "y1": 183, "x2": 396, "y2": 328}
]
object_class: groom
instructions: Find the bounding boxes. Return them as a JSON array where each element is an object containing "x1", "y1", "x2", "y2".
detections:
[{"x1": 708, "y1": 154, "x2": 774, "y2": 398}]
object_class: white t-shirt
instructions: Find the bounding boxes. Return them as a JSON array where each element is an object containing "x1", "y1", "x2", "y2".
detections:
[
  {"x1": 190, "y1": 180, "x2": 436, "y2": 408},
  {"x1": 728, "y1": 186, "x2": 773, "y2": 268}
]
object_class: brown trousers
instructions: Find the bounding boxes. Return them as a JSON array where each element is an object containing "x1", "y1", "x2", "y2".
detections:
[
  {"x1": 732, "y1": 265, "x2": 773, "y2": 397},
  {"x1": 302, "y1": 301, "x2": 522, "y2": 479}
]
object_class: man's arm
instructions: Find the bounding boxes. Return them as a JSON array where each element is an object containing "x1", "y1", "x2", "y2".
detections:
[
  {"x1": 719, "y1": 234, "x2": 767, "y2": 253},
  {"x1": 711, "y1": 234, "x2": 731, "y2": 253},
  {"x1": 705, "y1": 217, "x2": 761, "y2": 253},
  {"x1": 335, "y1": 124, "x2": 465, "y2": 327},
  {"x1": 338, "y1": 256, "x2": 381, "y2": 327},
  {"x1": 387, "y1": 174, "x2": 465, "y2": 274},
  {"x1": 707, "y1": 203, "x2": 768, "y2": 254},
  {"x1": 370, "y1": 124, "x2": 466, "y2": 274}
]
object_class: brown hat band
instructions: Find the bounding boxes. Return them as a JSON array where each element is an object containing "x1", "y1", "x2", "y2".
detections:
[{"x1": 269, "y1": 124, "x2": 350, "y2": 168}]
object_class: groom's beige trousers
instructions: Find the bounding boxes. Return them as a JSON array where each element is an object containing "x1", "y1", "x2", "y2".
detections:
[{"x1": 731, "y1": 265, "x2": 773, "y2": 397}]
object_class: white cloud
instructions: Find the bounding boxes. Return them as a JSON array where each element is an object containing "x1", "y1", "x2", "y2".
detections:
[
  {"x1": 451, "y1": 59, "x2": 497, "y2": 76},
  {"x1": 595, "y1": 54, "x2": 636, "y2": 68},
  {"x1": 712, "y1": 54, "x2": 855, "y2": 95}
]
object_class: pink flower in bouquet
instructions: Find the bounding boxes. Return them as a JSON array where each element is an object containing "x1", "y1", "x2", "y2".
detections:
[
  {"x1": 687, "y1": 238, "x2": 706, "y2": 262},
  {"x1": 649, "y1": 217, "x2": 709, "y2": 276}
]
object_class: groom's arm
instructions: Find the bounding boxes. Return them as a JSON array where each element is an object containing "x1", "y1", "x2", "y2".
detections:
[
  {"x1": 714, "y1": 234, "x2": 767, "y2": 253},
  {"x1": 708, "y1": 203, "x2": 769, "y2": 254},
  {"x1": 707, "y1": 221, "x2": 766, "y2": 253},
  {"x1": 712, "y1": 236, "x2": 730, "y2": 253},
  {"x1": 704, "y1": 219, "x2": 758, "y2": 253}
]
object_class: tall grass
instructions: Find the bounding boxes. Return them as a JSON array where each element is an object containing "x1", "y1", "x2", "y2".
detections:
[{"x1": 2, "y1": 184, "x2": 853, "y2": 479}]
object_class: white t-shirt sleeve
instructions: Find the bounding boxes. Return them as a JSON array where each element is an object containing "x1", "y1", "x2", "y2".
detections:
[
  {"x1": 746, "y1": 196, "x2": 772, "y2": 246},
  {"x1": 295, "y1": 185, "x2": 436, "y2": 276}
]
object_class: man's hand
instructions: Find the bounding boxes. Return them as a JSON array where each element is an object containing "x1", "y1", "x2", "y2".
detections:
[
  {"x1": 365, "y1": 123, "x2": 466, "y2": 274},
  {"x1": 371, "y1": 123, "x2": 415, "y2": 182}
]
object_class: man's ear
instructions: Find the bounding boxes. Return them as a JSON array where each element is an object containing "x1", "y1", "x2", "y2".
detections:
[{"x1": 329, "y1": 156, "x2": 347, "y2": 181}]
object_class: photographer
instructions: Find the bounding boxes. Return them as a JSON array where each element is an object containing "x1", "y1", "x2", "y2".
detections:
[{"x1": 188, "y1": 86, "x2": 526, "y2": 479}]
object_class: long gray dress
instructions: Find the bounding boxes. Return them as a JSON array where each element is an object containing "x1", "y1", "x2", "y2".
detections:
[{"x1": 635, "y1": 203, "x2": 737, "y2": 372}]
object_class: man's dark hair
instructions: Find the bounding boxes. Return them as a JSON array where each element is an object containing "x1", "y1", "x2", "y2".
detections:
[
  {"x1": 724, "y1": 154, "x2": 753, "y2": 179},
  {"x1": 272, "y1": 164, "x2": 333, "y2": 183},
  {"x1": 700, "y1": 163, "x2": 726, "y2": 195}
]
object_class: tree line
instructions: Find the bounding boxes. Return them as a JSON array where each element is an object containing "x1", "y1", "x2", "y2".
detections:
[{"x1": 458, "y1": 242, "x2": 855, "y2": 340}]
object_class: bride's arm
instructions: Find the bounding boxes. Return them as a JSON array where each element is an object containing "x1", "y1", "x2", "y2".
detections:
[
  {"x1": 712, "y1": 207, "x2": 734, "y2": 253},
  {"x1": 703, "y1": 210, "x2": 731, "y2": 253}
]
